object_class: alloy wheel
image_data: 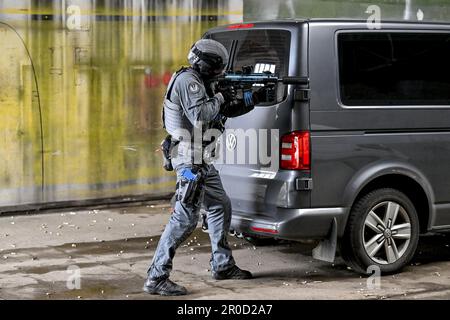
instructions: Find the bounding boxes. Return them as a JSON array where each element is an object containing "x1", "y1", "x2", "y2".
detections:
[{"x1": 362, "y1": 201, "x2": 412, "y2": 265}]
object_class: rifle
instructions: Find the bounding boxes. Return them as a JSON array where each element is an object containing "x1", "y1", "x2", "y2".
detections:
[{"x1": 213, "y1": 65, "x2": 309, "y2": 103}]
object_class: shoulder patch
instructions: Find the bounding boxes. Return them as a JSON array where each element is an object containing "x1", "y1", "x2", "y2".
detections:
[{"x1": 188, "y1": 82, "x2": 200, "y2": 94}]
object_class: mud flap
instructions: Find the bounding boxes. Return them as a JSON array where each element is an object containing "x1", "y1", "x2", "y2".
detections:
[{"x1": 312, "y1": 218, "x2": 337, "y2": 263}]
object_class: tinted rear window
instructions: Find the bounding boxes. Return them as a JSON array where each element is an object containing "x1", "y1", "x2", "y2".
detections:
[
  {"x1": 206, "y1": 29, "x2": 291, "y2": 104},
  {"x1": 338, "y1": 32, "x2": 450, "y2": 106}
]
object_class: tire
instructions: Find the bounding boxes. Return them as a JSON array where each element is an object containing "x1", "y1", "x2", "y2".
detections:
[{"x1": 340, "y1": 188, "x2": 420, "y2": 275}]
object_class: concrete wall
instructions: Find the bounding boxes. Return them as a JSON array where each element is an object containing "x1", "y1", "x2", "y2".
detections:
[{"x1": 0, "y1": 1, "x2": 243, "y2": 209}]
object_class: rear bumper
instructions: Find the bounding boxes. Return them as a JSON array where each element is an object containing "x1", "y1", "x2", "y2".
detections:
[{"x1": 230, "y1": 207, "x2": 348, "y2": 240}]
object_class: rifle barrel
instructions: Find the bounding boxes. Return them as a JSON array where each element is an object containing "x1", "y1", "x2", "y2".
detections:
[{"x1": 218, "y1": 74, "x2": 309, "y2": 86}]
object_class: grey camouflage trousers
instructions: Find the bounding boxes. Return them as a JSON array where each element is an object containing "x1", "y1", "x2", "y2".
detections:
[{"x1": 147, "y1": 164, "x2": 236, "y2": 280}]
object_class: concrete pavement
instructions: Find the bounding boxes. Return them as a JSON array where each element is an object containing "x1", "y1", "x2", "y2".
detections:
[{"x1": 1, "y1": 201, "x2": 450, "y2": 300}]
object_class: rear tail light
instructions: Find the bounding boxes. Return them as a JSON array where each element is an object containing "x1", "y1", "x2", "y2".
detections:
[{"x1": 280, "y1": 131, "x2": 310, "y2": 170}]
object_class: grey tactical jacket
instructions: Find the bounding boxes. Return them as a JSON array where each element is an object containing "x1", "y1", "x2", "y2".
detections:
[{"x1": 163, "y1": 67, "x2": 225, "y2": 169}]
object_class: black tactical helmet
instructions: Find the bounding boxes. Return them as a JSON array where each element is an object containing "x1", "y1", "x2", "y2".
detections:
[{"x1": 187, "y1": 39, "x2": 229, "y2": 77}]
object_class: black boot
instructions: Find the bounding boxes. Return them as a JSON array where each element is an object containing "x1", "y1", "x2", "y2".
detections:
[
  {"x1": 212, "y1": 265, "x2": 253, "y2": 280},
  {"x1": 143, "y1": 277, "x2": 188, "y2": 296}
]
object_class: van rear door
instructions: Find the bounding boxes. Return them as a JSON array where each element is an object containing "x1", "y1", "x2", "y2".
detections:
[{"x1": 204, "y1": 23, "x2": 310, "y2": 216}]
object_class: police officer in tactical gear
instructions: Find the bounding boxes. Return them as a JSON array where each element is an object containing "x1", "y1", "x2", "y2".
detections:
[{"x1": 144, "y1": 39, "x2": 263, "y2": 296}]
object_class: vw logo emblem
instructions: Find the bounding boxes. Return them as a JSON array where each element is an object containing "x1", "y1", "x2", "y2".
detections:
[{"x1": 226, "y1": 133, "x2": 237, "y2": 151}]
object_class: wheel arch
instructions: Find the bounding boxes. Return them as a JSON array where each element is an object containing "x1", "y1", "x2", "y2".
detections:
[{"x1": 340, "y1": 161, "x2": 434, "y2": 236}]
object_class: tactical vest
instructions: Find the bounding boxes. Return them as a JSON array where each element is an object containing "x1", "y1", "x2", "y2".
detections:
[
  {"x1": 162, "y1": 67, "x2": 208, "y2": 168},
  {"x1": 162, "y1": 67, "x2": 193, "y2": 140}
]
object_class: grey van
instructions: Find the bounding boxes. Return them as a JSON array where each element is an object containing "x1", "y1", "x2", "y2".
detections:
[{"x1": 204, "y1": 19, "x2": 450, "y2": 274}]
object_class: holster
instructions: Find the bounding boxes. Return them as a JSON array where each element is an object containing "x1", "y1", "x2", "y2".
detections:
[
  {"x1": 177, "y1": 167, "x2": 204, "y2": 206},
  {"x1": 161, "y1": 135, "x2": 178, "y2": 171}
]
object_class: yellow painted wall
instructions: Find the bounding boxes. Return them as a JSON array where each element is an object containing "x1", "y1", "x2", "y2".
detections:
[{"x1": 0, "y1": 0, "x2": 243, "y2": 207}]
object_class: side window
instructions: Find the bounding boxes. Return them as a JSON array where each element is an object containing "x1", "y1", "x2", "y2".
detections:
[{"x1": 338, "y1": 32, "x2": 450, "y2": 106}]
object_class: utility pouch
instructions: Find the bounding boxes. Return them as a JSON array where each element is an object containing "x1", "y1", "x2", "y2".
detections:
[
  {"x1": 161, "y1": 135, "x2": 175, "y2": 171},
  {"x1": 177, "y1": 167, "x2": 203, "y2": 205}
]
